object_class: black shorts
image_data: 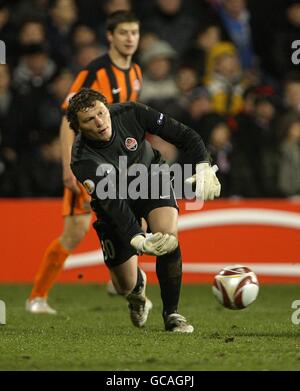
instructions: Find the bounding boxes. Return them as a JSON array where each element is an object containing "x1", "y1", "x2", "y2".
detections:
[{"x1": 93, "y1": 181, "x2": 178, "y2": 269}]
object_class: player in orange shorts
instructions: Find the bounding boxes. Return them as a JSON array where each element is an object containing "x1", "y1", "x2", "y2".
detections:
[{"x1": 26, "y1": 11, "x2": 142, "y2": 313}]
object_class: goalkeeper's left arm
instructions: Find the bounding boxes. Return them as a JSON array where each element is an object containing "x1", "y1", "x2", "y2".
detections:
[{"x1": 133, "y1": 102, "x2": 221, "y2": 200}]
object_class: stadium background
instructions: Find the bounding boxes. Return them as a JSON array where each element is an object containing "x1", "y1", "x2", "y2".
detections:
[{"x1": 0, "y1": 0, "x2": 300, "y2": 284}]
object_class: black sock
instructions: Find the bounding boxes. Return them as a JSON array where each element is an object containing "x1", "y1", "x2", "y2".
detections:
[
  {"x1": 131, "y1": 267, "x2": 144, "y2": 294},
  {"x1": 156, "y1": 246, "x2": 182, "y2": 317}
]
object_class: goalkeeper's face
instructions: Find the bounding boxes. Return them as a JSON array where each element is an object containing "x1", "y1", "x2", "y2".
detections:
[
  {"x1": 77, "y1": 100, "x2": 112, "y2": 142},
  {"x1": 108, "y1": 22, "x2": 140, "y2": 57}
]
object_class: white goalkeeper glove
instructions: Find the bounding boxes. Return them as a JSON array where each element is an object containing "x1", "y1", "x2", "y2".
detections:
[
  {"x1": 130, "y1": 232, "x2": 178, "y2": 256},
  {"x1": 186, "y1": 163, "x2": 221, "y2": 200}
]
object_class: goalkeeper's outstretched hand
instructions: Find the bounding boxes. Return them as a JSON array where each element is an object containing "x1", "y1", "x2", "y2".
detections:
[{"x1": 186, "y1": 163, "x2": 221, "y2": 200}]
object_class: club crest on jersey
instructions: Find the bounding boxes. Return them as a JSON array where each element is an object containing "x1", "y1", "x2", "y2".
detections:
[
  {"x1": 125, "y1": 137, "x2": 138, "y2": 151},
  {"x1": 83, "y1": 179, "x2": 95, "y2": 195}
]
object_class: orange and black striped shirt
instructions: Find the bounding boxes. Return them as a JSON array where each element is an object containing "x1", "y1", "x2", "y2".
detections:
[{"x1": 62, "y1": 54, "x2": 142, "y2": 110}]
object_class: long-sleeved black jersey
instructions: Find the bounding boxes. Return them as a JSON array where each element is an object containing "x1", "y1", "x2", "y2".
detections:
[{"x1": 71, "y1": 102, "x2": 209, "y2": 245}]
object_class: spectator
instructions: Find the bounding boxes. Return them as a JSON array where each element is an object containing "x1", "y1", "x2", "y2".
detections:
[
  {"x1": 0, "y1": 64, "x2": 30, "y2": 196},
  {"x1": 214, "y1": 0, "x2": 257, "y2": 71},
  {"x1": 277, "y1": 112, "x2": 300, "y2": 197},
  {"x1": 159, "y1": 65, "x2": 200, "y2": 120},
  {"x1": 74, "y1": 0, "x2": 104, "y2": 31},
  {"x1": 18, "y1": 134, "x2": 63, "y2": 197},
  {"x1": 104, "y1": 0, "x2": 132, "y2": 15},
  {"x1": 139, "y1": 40, "x2": 179, "y2": 165},
  {"x1": 11, "y1": 17, "x2": 47, "y2": 67},
  {"x1": 9, "y1": 0, "x2": 48, "y2": 26},
  {"x1": 176, "y1": 65, "x2": 200, "y2": 97},
  {"x1": 13, "y1": 43, "x2": 57, "y2": 95},
  {"x1": 142, "y1": 0, "x2": 198, "y2": 55},
  {"x1": 204, "y1": 41, "x2": 248, "y2": 116},
  {"x1": 245, "y1": 0, "x2": 286, "y2": 80},
  {"x1": 0, "y1": 64, "x2": 20, "y2": 155},
  {"x1": 232, "y1": 85, "x2": 280, "y2": 197},
  {"x1": 283, "y1": 72, "x2": 300, "y2": 113},
  {"x1": 207, "y1": 119, "x2": 233, "y2": 197},
  {"x1": 138, "y1": 31, "x2": 159, "y2": 53},
  {"x1": 139, "y1": 40, "x2": 179, "y2": 108},
  {"x1": 35, "y1": 68, "x2": 73, "y2": 140},
  {"x1": 71, "y1": 24, "x2": 98, "y2": 51},
  {"x1": 0, "y1": 64, "x2": 16, "y2": 152},
  {"x1": 177, "y1": 95, "x2": 228, "y2": 189},
  {"x1": 46, "y1": 0, "x2": 78, "y2": 67},
  {"x1": 70, "y1": 44, "x2": 104, "y2": 74},
  {"x1": 12, "y1": 43, "x2": 58, "y2": 154},
  {"x1": 69, "y1": 24, "x2": 104, "y2": 72},
  {"x1": 139, "y1": 39, "x2": 181, "y2": 165},
  {"x1": 180, "y1": 86, "x2": 215, "y2": 137},
  {"x1": 0, "y1": 63, "x2": 32, "y2": 156},
  {"x1": 183, "y1": 22, "x2": 222, "y2": 79},
  {"x1": 18, "y1": 18, "x2": 46, "y2": 46}
]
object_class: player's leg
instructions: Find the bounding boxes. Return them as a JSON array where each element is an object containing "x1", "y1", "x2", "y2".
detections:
[
  {"x1": 26, "y1": 185, "x2": 91, "y2": 314},
  {"x1": 26, "y1": 214, "x2": 91, "y2": 314},
  {"x1": 147, "y1": 206, "x2": 193, "y2": 333},
  {"x1": 106, "y1": 217, "x2": 148, "y2": 297},
  {"x1": 109, "y1": 255, "x2": 138, "y2": 296},
  {"x1": 147, "y1": 206, "x2": 180, "y2": 313},
  {"x1": 60, "y1": 214, "x2": 91, "y2": 251},
  {"x1": 94, "y1": 220, "x2": 152, "y2": 327},
  {"x1": 110, "y1": 257, "x2": 153, "y2": 328}
]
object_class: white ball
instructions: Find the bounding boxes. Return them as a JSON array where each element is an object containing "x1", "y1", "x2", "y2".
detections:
[{"x1": 212, "y1": 264, "x2": 259, "y2": 310}]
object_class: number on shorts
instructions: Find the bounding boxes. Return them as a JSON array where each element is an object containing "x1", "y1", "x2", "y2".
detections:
[{"x1": 101, "y1": 239, "x2": 116, "y2": 260}]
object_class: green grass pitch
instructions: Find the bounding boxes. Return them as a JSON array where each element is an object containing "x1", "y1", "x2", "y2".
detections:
[{"x1": 0, "y1": 284, "x2": 300, "y2": 371}]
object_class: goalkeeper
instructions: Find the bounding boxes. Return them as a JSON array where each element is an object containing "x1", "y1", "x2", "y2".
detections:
[{"x1": 68, "y1": 88, "x2": 221, "y2": 333}]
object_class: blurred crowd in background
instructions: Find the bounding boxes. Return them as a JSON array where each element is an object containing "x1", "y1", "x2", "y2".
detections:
[{"x1": 1, "y1": 0, "x2": 300, "y2": 199}]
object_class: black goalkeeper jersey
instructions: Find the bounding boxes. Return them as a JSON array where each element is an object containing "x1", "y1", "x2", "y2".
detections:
[{"x1": 71, "y1": 102, "x2": 209, "y2": 245}]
